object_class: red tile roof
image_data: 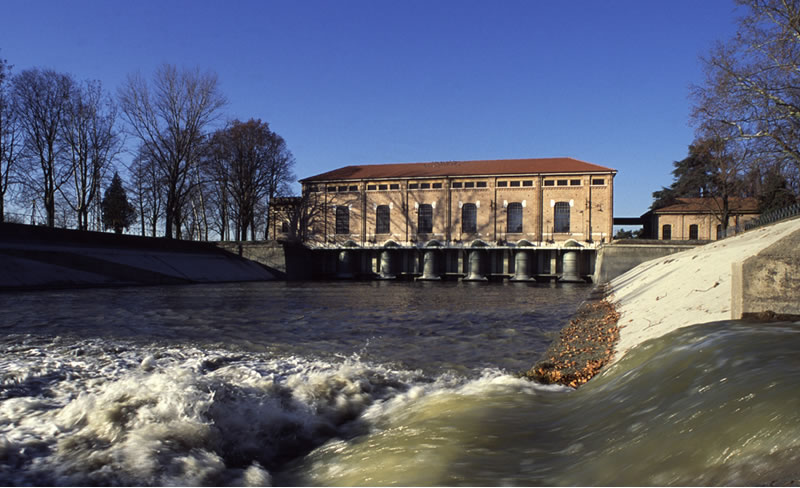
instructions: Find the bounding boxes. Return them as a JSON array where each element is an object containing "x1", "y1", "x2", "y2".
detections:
[
  {"x1": 652, "y1": 197, "x2": 760, "y2": 214},
  {"x1": 300, "y1": 157, "x2": 616, "y2": 182}
]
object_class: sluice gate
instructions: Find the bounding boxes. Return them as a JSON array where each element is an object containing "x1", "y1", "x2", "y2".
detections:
[{"x1": 308, "y1": 240, "x2": 596, "y2": 283}]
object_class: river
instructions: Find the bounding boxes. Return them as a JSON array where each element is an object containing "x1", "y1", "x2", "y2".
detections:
[{"x1": 1, "y1": 281, "x2": 799, "y2": 485}]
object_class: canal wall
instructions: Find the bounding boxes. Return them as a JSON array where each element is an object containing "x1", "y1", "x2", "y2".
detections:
[
  {"x1": 0, "y1": 223, "x2": 276, "y2": 291},
  {"x1": 593, "y1": 240, "x2": 698, "y2": 283},
  {"x1": 608, "y1": 216, "x2": 800, "y2": 363}
]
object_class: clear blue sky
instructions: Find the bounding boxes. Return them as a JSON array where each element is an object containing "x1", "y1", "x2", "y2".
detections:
[{"x1": 1, "y1": 0, "x2": 740, "y2": 218}]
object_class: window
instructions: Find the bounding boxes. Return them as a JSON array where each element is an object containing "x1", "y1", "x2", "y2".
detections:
[
  {"x1": 420, "y1": 183, "x2": 431, "y2": 189},
  {"x1": 510, "y1": 181, "x2": 521, "y2": 187},
  {"x1": 544, "y1": 180, "x2": 555, "y2": 187},
  {"x1": 376, "y1": 205, "x2": 390, "y2": 234},
  {"x1": 662, "y1": 224, "x2": 671, "y2": 240},
  {"x1": 689, "y1": 224, "x2": 699, "y2": 240},
  {"x1": 280, "y1": 221, "x2": 289, "y2": 233},
  {"x1": 464, "y1": 182, "x2": 475, "y2": 188},
  {"x1": 507, "y1": 202, "x2": 523, "y2": 233},
  {"x1": 523, "y1": 180, "x2": 533, "y2": 187},
  {"x1": 497, "y1": 181, "x2": 508, "y2": 187},
  {"x1": 462, "y1": 203, "x2": 477, "y2": 233},
  {"x1": 389, "y1": 183, "x2": 400, "y2": 190},
  {"x1": 327, "y1": 186, "x2": 336, "y2": 192},
  {"x1": 335, "y1": 206, "x2": 349, "y2": 234},
  {"x1": 554, "y1": 202, "x2": 570, "y2": 233},
  {"x1": 408, "y1": 183, "x2": 419, "y2": 189},
  {"x1": 476, "y1": 181, "x2": 487, "y2": 188},
  {"x1": 308, "y1": 185, "x2": 318, "y2": 192},
  {"x1": 557, "y1": 180, "x2": 568, "y2": 186},
  {"x1": 452, "y1": 182, "x2": 463, "y2": 188},
  {"x1": 378, "y1": 184, "x2": 388, "y2": 190},
  {"x1": 367, "y1": 185, "x2": 377, "y2": 191},
  {"x1": 592, "y1": 178, "x2": 605, "y2": 185},
  {"x1": 348, "y1": 185, "x2": 358, "y2": 192},
  {"x1": 570, "y1": 179, "x2": 581, "y2": 186},
  {"x1": 338, "y1": 185, "x2": 348, "y2": 192},
  {"x1": 418, "y1": 204, "x2": 433, "y2": 233},
  {"x1": 716, "y1": 224, "x2": 722, "y2": 240},
  {"x1": 432, "y1": 182, "x2": 443, "y2": 189}
]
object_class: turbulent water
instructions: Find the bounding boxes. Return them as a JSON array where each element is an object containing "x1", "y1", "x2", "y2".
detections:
[{"x1": 1, "y1": 282, "x2": 799, "y2": 486}]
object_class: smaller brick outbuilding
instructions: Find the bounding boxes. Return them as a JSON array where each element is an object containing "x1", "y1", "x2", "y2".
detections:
[{"x1": 641, "y1": 197, "x2": 760, "y2": 241}]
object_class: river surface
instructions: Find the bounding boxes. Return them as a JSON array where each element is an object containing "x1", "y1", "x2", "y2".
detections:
[{"x1": 1, "y1": 281, "x2": 799, "y2": 486}]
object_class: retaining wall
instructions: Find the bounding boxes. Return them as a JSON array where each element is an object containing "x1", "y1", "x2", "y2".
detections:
[
  {"x1": 594, "y1": 241, "x2": 698, "y2": 283},
  {"x1": 732, "y1": 226, "x2": 800, "y2": 319}
]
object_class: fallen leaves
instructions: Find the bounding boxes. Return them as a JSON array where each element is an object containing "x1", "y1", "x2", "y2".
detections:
[{"x1": 524, "y1": 299, "x2": 621, "y2": 389}]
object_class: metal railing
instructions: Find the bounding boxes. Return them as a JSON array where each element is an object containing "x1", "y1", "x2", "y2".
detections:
[{"x1": 722, "y1": 202, "x2": 800, "y2": 238}]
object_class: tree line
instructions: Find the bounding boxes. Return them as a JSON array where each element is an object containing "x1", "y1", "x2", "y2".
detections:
[
  {"x1": 654, "y1": 0, "x2": 800, "y2": 233},
  {"x1": 0, "y1": 56, "x2": 295, "y2": 240}
]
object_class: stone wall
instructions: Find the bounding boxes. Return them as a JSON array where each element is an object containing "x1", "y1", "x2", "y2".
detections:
[{"x1": 731, "y1": 226, "x2": 800, "y2": 319}]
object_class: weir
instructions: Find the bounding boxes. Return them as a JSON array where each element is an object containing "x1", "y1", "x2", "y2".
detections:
[{"x1": 298, "y1": 239, "x2": 598, "y2": 282}]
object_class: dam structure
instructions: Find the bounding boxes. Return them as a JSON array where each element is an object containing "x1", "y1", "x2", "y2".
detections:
[{"x1": 293, "y1": 157, "x2": 617, "y2": 282}]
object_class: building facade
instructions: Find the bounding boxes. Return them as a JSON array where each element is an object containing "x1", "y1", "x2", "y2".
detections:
[
  {"x1": 299, "y1": 158, "x2": 616, "y2": 247},
  {"x1": 641, "y1": 197, "x2": 760, "y2": 241}
]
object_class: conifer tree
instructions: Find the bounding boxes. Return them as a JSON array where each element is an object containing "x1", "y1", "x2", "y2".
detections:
[{"x1": 102, "y1": 171, "x2": 135, "y2": 234}]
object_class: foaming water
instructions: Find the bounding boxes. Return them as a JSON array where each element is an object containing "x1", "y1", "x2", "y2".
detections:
[
  {"x1": 281, "y1": 320, "x2": 800, "y2": 486},
  {"x1": 2, "y1": 283, "x2": 800, "y2": 485}
]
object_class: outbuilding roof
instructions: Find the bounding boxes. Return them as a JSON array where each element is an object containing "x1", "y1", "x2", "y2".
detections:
[
  {"x1": 300, "y1": 157, "x2": 616, "y2": 182},
  {"x1": 651, "y1": 197, "x2": 760, "y2": 214}
]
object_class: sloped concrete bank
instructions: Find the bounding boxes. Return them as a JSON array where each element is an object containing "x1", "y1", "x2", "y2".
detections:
[
  {"x1": 528, "y1": 216, "x2": 800, "y2": 387},
  {"x1": 610, "y1": 216, "x2": 800, "y2": 362},
  {"x1": 0, "y1": 223, "x2": 277, "y2": 291}
]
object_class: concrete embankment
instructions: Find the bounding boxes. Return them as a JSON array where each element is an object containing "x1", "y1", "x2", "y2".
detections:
[
  {"x1": 529, "y1": 217, "x2": 800, "y2": 387},
  {"x1": 609, "y1": 216, "x2": 800, "y2": 362},
  {"x1": 0, "y1": 223, "x2": 277, "y2": 291}
]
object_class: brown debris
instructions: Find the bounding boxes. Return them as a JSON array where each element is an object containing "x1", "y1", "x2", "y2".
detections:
[{"x1": 523, "y1": 298, "x2": 621, "y2": 388}]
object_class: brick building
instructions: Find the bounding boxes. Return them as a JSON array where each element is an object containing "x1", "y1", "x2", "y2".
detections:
[
  {"x1": 298, "y1": 157, "x2": 616, "y2": 247},
  {"x1": 641, "y1": 197, "x2": 760, "y2": 241}
]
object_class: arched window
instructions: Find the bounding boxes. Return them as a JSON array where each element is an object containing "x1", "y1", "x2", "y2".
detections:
[
  {"x1": 335, "y1": 206, "x2": 349, "y2": 234},
  {"x1": 462, "y1": 203, "x2": 477, "y2": 233},
  {"x1": 689, "y1": 224, "x2": 699, "y2": 240},
  {"x1": 376, "y1": 205, "x2": 390, "y2": 234},
  {"x1": 418, "y1": 204, "x2": 433, "y2": 234},
  {"x1": 554, "y1": 202, "x2": 570, "y2": 233},
  {"x1": 662, "y1": 224, "x2": 671, "y2": 240},
  {"x1": 507, "y1": 202, "x2": 523, "y2": 233}
]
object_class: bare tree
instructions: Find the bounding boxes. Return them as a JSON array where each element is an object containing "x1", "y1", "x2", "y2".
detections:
[
  {"x1": 127, "y1": 145, "x2": 164, "y2": 237},
  {"x1": 118, "y1": 64, "x2": 226, "y2": 239},
  {"x1": 12, "y1": 68, "x2": 75, "y2": 227},
  {"x1": 60, "y1": 80, "x2": 121, "y2": 230},
  {"x1": 0, "y1": 53, "x2": 21, "y2": 223},
  {"x1": 693, "y1": 0, "x2": 800, "y2": 193},
  {"x1": 284, "y1": 190, "x2": 325, "y2": 243},
  {"x1": 205, "y1": 119, "x2": 295, "y2": 241},
  {"x1": 262, "y1": 130, "x2": 295, "y2": 239}
]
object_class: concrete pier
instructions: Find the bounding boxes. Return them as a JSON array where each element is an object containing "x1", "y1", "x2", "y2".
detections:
[
  {"x1": 464, "y1": 250, "x2": 487, "y2": 281},
  {"x1": 511, "y1": 250, "x2": 531, "y2": 281}
]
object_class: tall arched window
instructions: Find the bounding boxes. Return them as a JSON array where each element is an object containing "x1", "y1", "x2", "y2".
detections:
[
  {"x1": 662, "y1": 224, "x2": 671, "y2": 240},
  {"x1": 335, "y1": 206, "x2": 349, "y2": 234},
  {"x1": 462, "y1": 203, "x2": 477, "y2": 233},
  {"x1": 507, "y1": 202, "x2": 523, "y2": 233},
  {"x1": 418, "y1": 204, "x2": 433, "y2": 234},
  {"x1": 689, "y1": 224, "x2": 699, "y2": 240},
  {"x1": 376, "y1": 205, "x2": 390, "y2": 234},
  {"x1": 554, "y1": 202, "x2": 570, "y2": 233}
]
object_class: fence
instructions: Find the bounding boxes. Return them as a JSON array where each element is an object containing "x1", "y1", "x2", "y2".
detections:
[{"x1": 722, "y1": 202, "x2": 800, "y2": 238}]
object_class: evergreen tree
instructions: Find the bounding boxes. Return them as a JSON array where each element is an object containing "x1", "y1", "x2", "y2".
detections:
[{"x1": 102, "y1": 172, "x2": 135, "y2": 234}]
